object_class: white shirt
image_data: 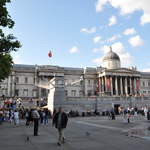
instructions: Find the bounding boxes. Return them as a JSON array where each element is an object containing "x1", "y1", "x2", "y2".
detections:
[{"x1": 14, "y1": 112, "x2": 19, "y2": 119}]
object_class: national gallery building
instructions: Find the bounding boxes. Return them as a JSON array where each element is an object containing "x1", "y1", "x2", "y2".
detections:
[{"x1": 0, "y1": 48, "x2": 150, "y2": 110}]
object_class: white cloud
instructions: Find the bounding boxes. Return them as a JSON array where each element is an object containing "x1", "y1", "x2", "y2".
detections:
[
  {"x1": 93, "y1": 42, "x2": 133, "y2": 67},
  {"x1": 92, "y1": 57, "x2": 103, "y2": 66},
  {"x1": 80, "y1": 27, "x2": 96, "y2": 34},
  {"x1": 123, "y1": 28, "x2": 136, "y2": 35},
  {"x1": 69, "y1": 46, "x2": 79, "y2": 54},
  {"x1": 11, "y1": 52, "x2": 23, "y2": 64},
  {"x1": 96, "y1": 0, "x2": 108, "y2": 12},
  {"x1": 93, "y1": 36, "x2": 102, "y2": 43},
  {"x1": 141, "y1": 13, "x2": 150, "y2": 25},
  {"x1": 107, "y1": 34, "x2": 121, "y2": 42},
  {"x1": 142, "y1": 68, "x2": 150, "y2": 72},
  {"x1": 128, "y1": 35, "x2": 144, "y2": 47},
  {"x1": 108, "y1": 16, "x2": 117, "y2": 26},
  {"x1": 147, "y1": 62, "x2": 150, "y2": 66},
  {"x1": 95, "y1": 0, "x2": 150, "y2": 25},
  {"x1": 92, "y1": 48, "x2": 100, "y2": 53}
]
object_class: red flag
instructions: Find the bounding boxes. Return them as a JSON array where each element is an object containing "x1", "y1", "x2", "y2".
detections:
[{"x1": 48, "y1": 51, "x2": 52, "y2": 57}]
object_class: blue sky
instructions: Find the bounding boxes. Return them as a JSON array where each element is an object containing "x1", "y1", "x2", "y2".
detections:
[{"x1": 6, "y1": 0, "x2": 150, "y2": 71}]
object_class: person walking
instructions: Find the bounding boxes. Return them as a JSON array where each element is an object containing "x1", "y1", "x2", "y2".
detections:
[
  {"x1": 25, "y1": 109, "x2": 30, "y2": 126},
  {"x1": 32, "y1": 108, "x2": 40, "y2": 136},
  {"x1": 43, "y1": 108, "x2": 49, "y2": 125},
  {"x1": 14, "y1": 109, "x2": 19, "y2": 125},
  {"x1": 53, "y1": 107, "x2": 68, "y2": 146}
]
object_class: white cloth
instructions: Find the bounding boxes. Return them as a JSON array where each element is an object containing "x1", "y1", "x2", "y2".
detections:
[{"x1": 14, "y1": 112, "x2": 19, "y2": 119}]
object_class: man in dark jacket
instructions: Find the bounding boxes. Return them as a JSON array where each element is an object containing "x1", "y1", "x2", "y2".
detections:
[{"x1": 53, "y1": 107, "x2": 68, "y2": 146}]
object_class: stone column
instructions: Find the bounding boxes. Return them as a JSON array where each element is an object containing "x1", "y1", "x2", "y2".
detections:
[
  {"x1": 105, "y1": 76, "x2": 107, "y2": 93},
  {"x1": 99, "y1": 77, "x2": 101, "y2": 93},
  {"x1": 110, "y1": 76, "x2": 113, "y2": 96},
  {"x1": 138, "y1": 78, "x2": 141, "y2": 94},
  {"x1": 103, "y1": 76, "x2": 105, "y2": 93},
  {"x1": 84, "y1": 78, "x2": 87, "y2": 96},
  {"x1": 7, "y1": 75, "x2": 12, "y2": 97},
  {"x1": 120, "y1": 77, "x2": 123, "y2": 95},
  {"x1": 101, "y1": 77, "x2": 104, "y2": 93},
  {"x1": 115, "y1": 76, "x2": 118, "y2": 95},
  {"x1": 136, "y1": 78, "x2": 140, "y2": 94},
  {"x1": 11, "y1": 75, "x2": 16, "y2": 97},
  {"x1": 134, "y1": 77, "x2": 137, "y2": 94},
  {"x1": 100, "y1": 77, "x2": 102, "y2": 92},
  {"x1": 130, "y1": 77, "x2": 132, "y2": 95},
  {"x1": 125, "y1": 77, "x2": 128, "y2": 95}
]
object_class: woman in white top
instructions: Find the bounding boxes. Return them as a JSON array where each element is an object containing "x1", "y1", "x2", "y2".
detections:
[{"x1": 14, "y1": 110, "x2": 19, "y2": 125}]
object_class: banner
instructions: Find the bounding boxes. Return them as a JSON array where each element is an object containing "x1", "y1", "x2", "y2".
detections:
[{"x1": 107, "y1": 78, "x2": 111, "y2": 91}]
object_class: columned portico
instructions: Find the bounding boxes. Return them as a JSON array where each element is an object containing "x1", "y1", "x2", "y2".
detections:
[{"x1": 99, "y1": 74, "x2": 141, "y2": 97}]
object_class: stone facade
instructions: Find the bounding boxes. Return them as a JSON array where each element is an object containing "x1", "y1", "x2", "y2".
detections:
[
  {"x1": 0, "y1": 49, "x2": 150, "y2": 110},
  {"x1": 0, "y1": 64, "x2": 150, "y2": 98}
]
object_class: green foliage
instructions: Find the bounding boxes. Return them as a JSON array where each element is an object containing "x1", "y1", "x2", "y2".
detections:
[
  {"x1": 0, "y1": 53, "x2": 12, "y2": 82},
  {"x1": 0, "y1": 0, "x2": 21, "y2": 82}
]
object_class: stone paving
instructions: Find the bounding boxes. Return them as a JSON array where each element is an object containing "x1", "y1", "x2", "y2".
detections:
[{"x1": 0, "y1": 116, "x2": 150, "y2": 150}]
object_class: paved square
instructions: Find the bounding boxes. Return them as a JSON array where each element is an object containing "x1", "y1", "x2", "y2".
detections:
[{"x1": 0, "y1": 116, "x2": 150, "y2": 150}]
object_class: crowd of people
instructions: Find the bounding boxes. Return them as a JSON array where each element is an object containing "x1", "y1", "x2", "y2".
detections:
[{"x1": 1, "y1": 97, "x2": 150, "y2": 146}]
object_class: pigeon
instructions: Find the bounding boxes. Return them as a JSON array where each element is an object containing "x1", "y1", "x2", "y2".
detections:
[
  {"x1": 26, "y1": 136, "x2": 29, "y2": 142},
  {"x1": 86, "y1": 132, "x2": 90, "y2": 136}
]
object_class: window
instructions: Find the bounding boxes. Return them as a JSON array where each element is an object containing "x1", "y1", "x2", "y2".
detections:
[
  {"x1": 58, "y1": 80, "x2": 63, "y2": 85},
  {"x1": 23, "y1": 89, "x2": 28, "y2": 97},
  {"x1": 32, "y1": 90, "x2": 37, "y2": 97},
  {"x1": 148, "y1": 91, "x2": 150, "y2": 94},
  {"x1": 88, "y1": 90, "x2": 92, "y2": 96},
  {"x1": 15, "y1": 89, "x2": 19, "y2": 96},
  {"x1": 25, "y1": 77, "x2": 28, "y2": 84},
  {"x1": 33, "y1": 77, "x2": 35, "y2": 84},
  {"x1": 148, "y1": 82, "x2": 150, "y2": 87},
  {"x1": 143, "y1": 82, "x2": 145, "y2": 87},
  {"x1": 80, "y1": 80, "x2": 83, "y2": 85},
  {"x1": 79, "y1": 90, "x2": 83, "y2": 96},
  {"x1": 71, "y1": 90, "x2": 76, "y2": 97},
  {"x1": 41, "y1": 88, "x2": 46, "y2": 97},
  {"x1": 65, "y1": 90, "x2": 68, "y2": 96},
  {"x1": 88, "y1": 80, "x2": 90, "y2": 85},
  {"x1": 143, "y1": 91, "x2": 146, "y2": 94},
  {"x1": 64, "y1": 80, "x2": 68, "y2": 85},
  {"x1": 16, "y1": 77, "x2": 19, "y2": 83}
]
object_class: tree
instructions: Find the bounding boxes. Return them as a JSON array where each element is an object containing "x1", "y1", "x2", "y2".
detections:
[{"x1": 0, "y1": 0, "x2": 21, "y2": 82}]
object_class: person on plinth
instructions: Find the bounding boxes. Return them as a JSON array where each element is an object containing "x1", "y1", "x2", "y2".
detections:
[
  {"x1": 52, "y1": 107, "x2": 68, "y2": 146},
  {"x1": 32, "y1": 108, "x2": 40, "y2": 136}
]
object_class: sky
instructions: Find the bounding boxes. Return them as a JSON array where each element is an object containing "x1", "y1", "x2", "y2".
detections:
[{"x1": 5, "y1": 0, "x2": 150, "y2": 71}]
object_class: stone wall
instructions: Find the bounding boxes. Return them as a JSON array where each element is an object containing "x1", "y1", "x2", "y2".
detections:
[{"x1": 54, "y1": 96, "x2": 150, "y2": 112}]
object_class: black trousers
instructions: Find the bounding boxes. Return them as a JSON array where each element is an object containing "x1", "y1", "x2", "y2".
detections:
[{"x1": 34, "y1": 118, "x2": 39, "y2": 135}]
